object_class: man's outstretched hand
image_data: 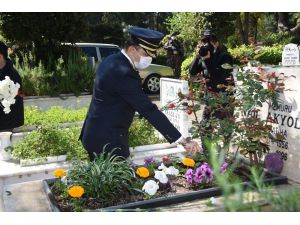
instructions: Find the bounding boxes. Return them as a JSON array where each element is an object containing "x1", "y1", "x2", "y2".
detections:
[
  {"x1": 183, "y1": 140, "x2": 202, "y2": 156},
  {"x1": 178, "y1": 137, "x2": 202, "y2": 156}
]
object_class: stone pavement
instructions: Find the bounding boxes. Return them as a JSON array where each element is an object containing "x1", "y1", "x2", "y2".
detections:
[{"x1": 2, "y1": 180, "x2": 51, "y2": 212}]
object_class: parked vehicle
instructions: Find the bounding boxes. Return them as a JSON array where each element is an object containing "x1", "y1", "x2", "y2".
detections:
[{"x1": 73, "y1": 43, "x2": 174, "y2": 94}]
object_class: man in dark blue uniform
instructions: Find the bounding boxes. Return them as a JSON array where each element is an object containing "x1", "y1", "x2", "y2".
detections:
[{"x1": 79, "y1": 27, "x2": 200, "y2": 160}]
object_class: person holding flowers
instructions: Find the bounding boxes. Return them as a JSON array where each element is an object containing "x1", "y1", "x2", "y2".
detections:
[{"x1": 0, "y1": 41, "x2": 24, "y2": 132}]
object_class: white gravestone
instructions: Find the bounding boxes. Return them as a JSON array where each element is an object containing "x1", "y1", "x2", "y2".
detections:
[
  {"x1": 263, "y1": 66, "x2": 300, "y2": 182},
  {"x1": 160, "y1": 78, "x2": 189, "y2": 137},
  {"x1": 282, "y1": 44, "x2": 300, "y2": 66}
]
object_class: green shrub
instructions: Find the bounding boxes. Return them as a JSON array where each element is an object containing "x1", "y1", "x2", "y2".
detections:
[
  {"x1": 59, "y1": 51, "x2": 95, "y2": 96},
  {"x1": 66, "y1": 152, "x2": 134, "y2": 202},
  {"x1": 24, "y1": 106, "x2": 87, "y2": 126},
  {"x1": 152, "y1": 48, "x2": 168, "y2": 66},
  {"x1": 228, "y1": 44, "x2": 283, "y2": 65},
  {"x1": 253, "y1": 45, "x2": 283, "y2": 65},
  {"x1": 261, "y1": 32, "x2": 294, "y2": 46},
  {"x1": 14, "y1": 50, "x2": 95, "y2": 96},
  {"x1": 128, "y1": 117, "x2": 165, "y2": 147},
  {"x1": 226, "y1": 35, "x2": 241, "y2": 49},
  {"x1": 12, "y1": 125, "x2": 88, "y2": 160},
  {"x1": 15, "y1": 52, "x2": 55, "y2": 96},
  {"x1": 180, "y1": 53, "x2": 195, "y2": 79},
  {"x1": 24, "y1": 106, "x2": 164, "y2": 147},
  {"x1": 228, "y1": 45, "x2": 256, "y2": 65},
  {"x1": 15, "y1": 110, "x2": 163, "y2": 160}
]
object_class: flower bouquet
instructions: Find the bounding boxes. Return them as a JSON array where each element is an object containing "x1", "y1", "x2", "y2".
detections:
[{"x1": 0, "y1": 76, "x2": 20, "y2": 114}]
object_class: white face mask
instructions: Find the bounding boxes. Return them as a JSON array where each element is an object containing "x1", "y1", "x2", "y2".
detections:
[{"x1": 134, "y1": 56, "x2": 152, "y2": 70}]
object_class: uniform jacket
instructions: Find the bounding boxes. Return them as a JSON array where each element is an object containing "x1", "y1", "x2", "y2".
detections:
[
  {"x1": 79, "y1": 52, "x2": 181, "y2": 158},
  {"x1": 0, "y1": 59, "x2": 24, "y2": 131},
  {"x1": 207, "y1": 46, "x2": 233, "y2": 92}
]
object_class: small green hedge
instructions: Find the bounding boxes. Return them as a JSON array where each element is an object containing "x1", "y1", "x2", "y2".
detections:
[
  {"x1": 253, "y1": 45, "x2": 283, "y2": 65},
  {"x1": 15, "y1": 50, "x2": 95, "y2": 97},
  {"x1": 228, "y1": 44, "x2": 284, "y2": 65},
  {"x1": 24, "y1": 106, "x2": 87, "y2": 126},
  {"x1": 14, "y1": 107, "x2": 165, "y2": 161},
  {"x1": 12, "y1": 126, "x2": 89, "y2": 161},
  {"x1": 228, "y1": 45, "x2": 256, "y2": 65}
]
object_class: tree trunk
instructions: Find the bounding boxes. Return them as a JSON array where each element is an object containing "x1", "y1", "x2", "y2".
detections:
[
  {"x1": 277, "y1": 12, "x2": 290, "y2": 32},
  {"x1": 249, "y1": 14, "x2": 258, "y2": 44},
  {"x1": 244, "y1": 13, "x2": 250, "y2": 45},
  {"x1": 236, "y1": 14, "x2": 246, "y2": 44}
]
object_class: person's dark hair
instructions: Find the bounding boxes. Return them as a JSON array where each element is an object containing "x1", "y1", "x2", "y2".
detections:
[
  {"x1": 124, "y1": 37, "x2": 139, "y2": 50},
  {"x1": 210, "y1": 34, "x2": 219, "y2": 44},
  {"x1": 200, "y1": 35, "x2": 210, "y2": 43},
  {"x1": 0, "y1": 41, "x2": 8, "y2": 59}
]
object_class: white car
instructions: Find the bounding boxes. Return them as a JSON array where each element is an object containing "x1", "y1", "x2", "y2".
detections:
[{"x1": 73, "y1": 43, "x2": 174, "y2": 94}]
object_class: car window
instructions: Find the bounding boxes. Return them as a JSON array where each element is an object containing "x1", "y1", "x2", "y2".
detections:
[
  {"x1": 99, "y1": 47, "x2": 120, "y2": 61},
  {"x1": 80, "y1": 47, "x2": 98, "y2": 61}
]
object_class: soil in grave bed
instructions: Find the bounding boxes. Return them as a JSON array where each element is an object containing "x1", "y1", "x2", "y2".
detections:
[{"x1": 49, "y1": 165, "x2": 271, "y2": 211}]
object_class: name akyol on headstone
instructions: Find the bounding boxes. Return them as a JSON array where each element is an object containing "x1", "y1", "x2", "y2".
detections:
[{"x1": 282, "y1": 43, "x2": 300, "y2": 66}]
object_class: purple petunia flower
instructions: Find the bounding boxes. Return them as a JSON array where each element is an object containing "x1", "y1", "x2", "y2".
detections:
[
  {"x1": 199, "y1": 163, "x2": 209, "y2": 174},
  {"x1": 196, "y1": 162, "x2": 214, "y2": 183},
  {"x1": 185, "y1": 169, "x2": 194, "y2": 184},
  {"x1": 205, "y1": 167, "x2": 214, "y2": 182},
  {"x1": 144, "y1": 156, "x2": 155, "y2": 167},
  {"x1": 221, "y1": 162, "x2": 229, "y2": 174},
  {"x1": 194, "y1": 167, "x2": 203, "y2": 183}
]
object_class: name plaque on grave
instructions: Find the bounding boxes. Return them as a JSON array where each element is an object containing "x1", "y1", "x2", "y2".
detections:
[
  {"x1": 282, "y1": 44, "x2": 300, "y2": 66},
  {"x1": 160, "y1": 78, "x2": 189, "y2": 137}
]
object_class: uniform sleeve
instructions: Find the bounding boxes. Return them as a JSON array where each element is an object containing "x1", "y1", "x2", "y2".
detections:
[{"x1": 116, "y1": 72, "x2": 182, "y2": 143}]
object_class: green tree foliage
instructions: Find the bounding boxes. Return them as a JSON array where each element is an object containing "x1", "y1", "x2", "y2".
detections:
[
  {"x1": 0, "y1": 13, "x2": 89, "y2": 64},
  {"x1": 165, "y1": 12, "x2": 236, "y2": 55}
]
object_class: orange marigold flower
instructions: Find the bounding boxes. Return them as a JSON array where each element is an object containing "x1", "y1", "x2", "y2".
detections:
[
  {"x1": 136, "y1": 167, "x2": 150, "y2": 178},
  {"x1": 183, "y1": 158, "x2": 195, "y2": 167},
  {"x1": 53, "y1": 168, "x2": 66, "y2": 178},
  {"x1": 68, "y1": 186, "x2": 85, "y2": 198}
]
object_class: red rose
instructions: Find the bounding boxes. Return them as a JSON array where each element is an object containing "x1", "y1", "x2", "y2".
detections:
[
  {"x1": 169, "y1": 103, "x2": 175, "y2": 109},
  {"x1": 162, "y1": 155, "x2": 170, "y2": 162}
]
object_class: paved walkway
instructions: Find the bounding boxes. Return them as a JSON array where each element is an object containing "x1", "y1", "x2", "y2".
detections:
[{"x1": 2, "y1": 180, "x2": 51, "y2": 212}]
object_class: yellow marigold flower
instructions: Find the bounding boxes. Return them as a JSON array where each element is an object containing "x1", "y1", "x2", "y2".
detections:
[
  {"x1": 136, "y1": 167, "x2": 150, "y2": 178},
  {"x1": 53, "y1": 168, "x2": 66, "y2": 178},
  {"x1": 182, "y1": 158, "x2": 195, "y2": 167},
  {"x1": 68, "y1": 186, "x2": 85, "y2": 198}
]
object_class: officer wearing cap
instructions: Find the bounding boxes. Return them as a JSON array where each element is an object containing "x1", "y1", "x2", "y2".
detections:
[
  {"x1": 0, "y1": 41, "x2": 24, "y2": 132},
  {"x1": 79, "y1": 27, "x2": 200, "y2": 160}
]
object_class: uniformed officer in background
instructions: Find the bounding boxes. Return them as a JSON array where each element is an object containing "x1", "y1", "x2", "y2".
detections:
[
  {"x1": 79, "y1": 27, "x2": 200, "y2": 161},
  {"x1": 163, "y1": 31, "x2": 184, "y2": 79}
]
